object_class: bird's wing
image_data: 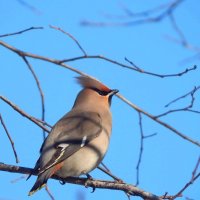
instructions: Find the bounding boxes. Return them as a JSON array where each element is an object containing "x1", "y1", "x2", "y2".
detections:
[{"x1": 38, "y1": 111, "x2": 102, "y2": 175}]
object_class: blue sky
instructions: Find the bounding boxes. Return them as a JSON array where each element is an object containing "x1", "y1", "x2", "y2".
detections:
[{"x1": 0, "y1": 0, "x2": 200, "y2": 200}]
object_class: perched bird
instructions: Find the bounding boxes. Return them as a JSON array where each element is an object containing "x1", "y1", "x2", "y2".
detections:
[{"x1": 28, "y1": 75, "x2": 118, "y2": 195}]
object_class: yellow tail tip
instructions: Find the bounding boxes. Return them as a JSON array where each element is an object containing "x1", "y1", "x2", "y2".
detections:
[{"x1": 28, "y1": 183, "x2": 46, "y2": 196}]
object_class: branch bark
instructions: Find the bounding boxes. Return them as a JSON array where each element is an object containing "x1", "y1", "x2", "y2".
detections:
[{"x1": 0, "y1": 163, "x2": 163, "y2": 200}]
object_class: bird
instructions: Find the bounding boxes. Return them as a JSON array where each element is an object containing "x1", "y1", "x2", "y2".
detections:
[{"x1": 28, "y1": 75, "x2": 118, "y2": 195}]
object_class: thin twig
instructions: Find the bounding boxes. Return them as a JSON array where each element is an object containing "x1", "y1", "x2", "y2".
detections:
[
  {"x1": 124, "y1": 57, "x2": 142, "y2": 71},
  {"x1": 143, "y1": 133, "x2": 157, "y2": 139},
  {"x1": 35, "y1": 119, "x2": 52, "y2": 129},
  {"x1": 60, "y1": 55, "x2": 197, "y2": 78},
  {"x1": 135, "y1": 116, "x2": 156, "y2": 186},
  {"x1": 80, "y1": 0, "x2": 184, "y2": 27},
  {"x1": 100, "y1": 162, "x2": 111, "y2": 172},
  {"x1": 156, "y1": 86, "x2": 200, "y2": 118},
  {"x1": 103, "y1": 0, "x2": 182, "y2": 19},
  {"x1": 0, "y1": 114, "x2": 19, "y2": 163},
  {"x1": 11, "y1": 175, "x2": 27, "y2": 183},
  {"x1": 45, "y1": 185, "x2": 55, "y2": 200},
  {"x1": 136, "y1": 112, "x2": 144, "y2": 186},
  {"x1": 168, "y1": 13, "x2": 187, "y2": 46},
  {"x1": 172, "y1": 172, "x2": 200, "y2": 199},
  {"x1": 50, "y1": 25, "x2": 87, "y2": 56},
  {"x1": 0, "y1": 96, "x2": 50, "y2": 133},
  {"x1": 165, "y1": 86, "x2": 200, "y2": 107},
  {"x1": 16, "y1": 0, "x2": 42, "y2": 14},
  {"x1": 98, "y1": 166, "x2": 123, "y2": 182},
  {"x1": 155, "y1": 108, "x2": 200, "y2": 118},
  {"x1": 116, "y1": 93, "x2": 200, "y2": 147},
  {"x1": 165, "y1": 13, "x2": 200, "y2": 55},
  {"x1": 0, "y1": 26, "x2": 43, "y2": 38},
  {"x1": 171, "y1": 156, "x2": 200, "y2": 199},
  {"x1": 192, "y1": 156, "x2": 200, "y2": 180},
  {"x1": 22, "y1": 56, "x2": 46, "y2": 140}
]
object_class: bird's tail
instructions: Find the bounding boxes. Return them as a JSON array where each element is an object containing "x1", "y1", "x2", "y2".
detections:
[{"x1": 28, "y1": 171, "x2": 51, "y2": 196}]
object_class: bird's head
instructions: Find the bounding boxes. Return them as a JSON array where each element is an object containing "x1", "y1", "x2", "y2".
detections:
[{"x1": 73, "y1": 76, "x2": 118, "y2": 109}]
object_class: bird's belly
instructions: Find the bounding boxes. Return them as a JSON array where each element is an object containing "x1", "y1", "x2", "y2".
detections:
[{"x1": 55, "y1": 132, "x2": 109, "y2": 178}]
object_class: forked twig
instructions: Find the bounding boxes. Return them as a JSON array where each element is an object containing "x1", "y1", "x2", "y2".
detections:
[
  {"x1": 172, "y1": 172, "x2": 200, "y2": 199},
  {"x1": 50, "y1": 25, "x2": 87, "y2": 56}
]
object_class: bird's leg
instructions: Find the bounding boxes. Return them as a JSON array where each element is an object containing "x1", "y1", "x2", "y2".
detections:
[
  {"x1": 86, "y1": 173, "x2": 93, "y2": 180},
  {"x1": 85, "y1": 174, "x2": 96, "y2": 193}
]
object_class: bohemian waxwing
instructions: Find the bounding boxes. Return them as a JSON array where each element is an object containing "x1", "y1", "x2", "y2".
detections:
[{"x1": 28, "y1": 75, "x2": 118, "y2": 195}]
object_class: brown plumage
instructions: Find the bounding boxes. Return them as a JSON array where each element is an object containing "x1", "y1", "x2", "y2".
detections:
[{"x1": 28, "y1": 76, "x2": 118, "y2": 195}]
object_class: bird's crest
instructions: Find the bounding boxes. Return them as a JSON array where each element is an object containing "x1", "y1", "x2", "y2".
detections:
[{"x1": 76, "y1": 76, "x2": 111, "y2": 92}]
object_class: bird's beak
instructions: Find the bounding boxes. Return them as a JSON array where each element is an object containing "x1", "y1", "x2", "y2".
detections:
[{"x1": 109, "y1": 89, "x2": 119, "y2": 96}]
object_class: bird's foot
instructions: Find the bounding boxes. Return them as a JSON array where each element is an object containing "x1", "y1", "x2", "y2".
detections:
[{"x1": 84, "y1": 174, "x2": 96, "y2": 193}]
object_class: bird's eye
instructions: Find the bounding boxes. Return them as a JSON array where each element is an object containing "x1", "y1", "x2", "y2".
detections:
[
  {"x1": 97, "y1": 90, "x2": 109, "y2": 96},
  {"x1": 91, "y1": 88, "x2": 109, "y2": 96}
]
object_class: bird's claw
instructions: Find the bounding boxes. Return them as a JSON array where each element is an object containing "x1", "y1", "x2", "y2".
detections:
[
  {"x1": 84, "y1": 174, "x2": 96, "y2": 192},
  {"x1": 59, "y1": 180, "x2": 66, "y2": 185},
  {"x1": 90, "y1": 187, "x2": 96, "y2": 193}
]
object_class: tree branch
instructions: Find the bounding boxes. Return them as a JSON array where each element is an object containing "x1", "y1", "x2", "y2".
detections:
[{"x1": 0, "y1": 163, "x2": 164, "y2": 200}]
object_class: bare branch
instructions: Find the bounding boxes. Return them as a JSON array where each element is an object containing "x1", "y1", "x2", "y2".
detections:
[
  {"x1": 97, "y1": 166, "x2": 123, "y2": 182},
  {"x1": 168, "y1": 13, "x2": 187, "y2": 46},
  {"x1": 0, "y1": 40, "x2": 199, "y2": 146},
  {"x1": 136, "y1": 113, "x2": 157, "y2": 186},
  {"x1": 61, "y1": 55, "x2": 197, "y2": 78},
  {"x1": 143, "y1": 133, "x2": 157, "y2": 139},
  {"x1": 136, "y1": 112, "x2": 144, "y2": 186},
  {"x1": 172, "y1": 172, "x2": 200, "y2": 199},
  {"x1": 80, "y1": 0, "x2": 184, "y2": 27},
  {"x1": 156, "y1": 86, "x2": 200, "y2": 118},
  {"x1": 0, "y1": 96, "x2": 50, "y2": 133},
  {"x1": 165, "y1": 13, "x2": 200, "y2": 58},
  {"x1": 11, "y1": 175, "x2": 27, "y2": 183},
  {"x1": 171, "y1": 156, "x2": 200, "y2": 198},
  {"x1": 165, "y1": 86, "x2": 200, "y2": 107},
  {"x1": 50, "y1": 25, "x2": 87, "y2": 56},
  {"x1": 15, "y1": 0, "x2": 42, "y2": 15},
  {"x1": 0, "y1": 26, "x2": 43, "y2": 38},
  {"x1": 192, "y1": 156, "x2": 200, "y2": 180},
  {"x1": 0, "y1": 163, "x2": 164, "y2": 200},
  {"x1": 0, "y1": 114, "x2": 19, "y2": 163},
  {"x1": 0, "y1": 40, "x2": 88, "y2": 76},
  {"x1": 117, "y1": 93, "x2": 200, "y2": 147},
  {"x1": 22, "y1": 56, "x2": 46, "y2": 140},
  {"x1": 45, "y1": 185, "x2": 55, "y2": 200},
  {"x1": 0, "y1": 40, "x2": 197, "y2": 78}
]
